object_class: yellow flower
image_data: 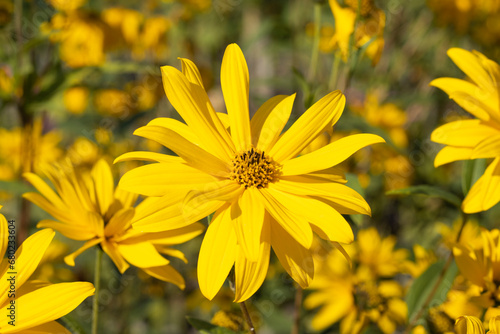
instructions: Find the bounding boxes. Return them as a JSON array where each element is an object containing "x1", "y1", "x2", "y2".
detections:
[
  {"x1": 0, "y1": 206, "x2": 95, "y2": 333},
  {"x1": 455, "y1": 315, "x2": 485, "y2": 334},
  {"x1": 93, "y1": 89, "x2": 133, "y2": 117},
  {"x1": 46, "y1": 0, "x2": 86, "y2": 12},
  {"x1": 23, "y1": 159, "x2": 204, "y2": 289},
  {"x1": 116, "y1": 43, "x2": 385, "y2": 301},
  {"x1": 431, "y1": 48, "x2": 500, "y2": 213},
  {"x1": 404, "y1": 244, "x2": 437, "y2": 278},
  {"x1": 63, "y1": 86, "x2": 89, "y2": 114}
]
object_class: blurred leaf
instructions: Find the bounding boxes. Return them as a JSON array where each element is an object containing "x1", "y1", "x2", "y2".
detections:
[
  {"x1": 186, "y1": 316, "x2": 242, "y2": 334},
  {"x1": 462, "y1": 159, "x2": 486, "y2": 196},
  {"x1": 406, "y1": 260, "x2": 458, "y2": 323},
  {"x1": 59, "y1": 315, "x2": 87, "y2": 334},
  {"x1": 386, "y1": 185, "x2": 461, "y2": 207}
]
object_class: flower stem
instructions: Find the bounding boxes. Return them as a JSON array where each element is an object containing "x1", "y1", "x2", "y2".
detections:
[
  {"x1": 239, "y1": 301, "x2": 256, "y2": 334},
  {"x1": 91, "y1": 247, "x2": 103, "y2": 334},
  {"x1": 328, "y1": 51, "x2": 341, "y2": 90},
  {"x1": 291, "y1": 286, "x2": 303, "y2": 334},
  {"x1": 308, "y1": 2, "x2": 322, "y2": 81},
  {"x1": 404, "y1": 213, "x2": 467, "y2": 333}
]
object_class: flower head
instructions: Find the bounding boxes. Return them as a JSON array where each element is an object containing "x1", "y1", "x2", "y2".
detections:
[
  {"x1": 23, "y1": 159, "x2": 203, "y2": 288},
  {"x1": 0, "y1": 206, "x2": 94, "y2": 333},
  {"x1": 431, "y1": 48, "x2": 500, "y2": 213},
  {"x1": 117, "y1": 43, "x2": 384, "y2": 301}
]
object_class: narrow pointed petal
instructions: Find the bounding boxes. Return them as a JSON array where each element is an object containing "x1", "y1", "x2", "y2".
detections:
[
  {"x1": 282, "y1": 134, "x2": 385, "y2": 175},
  {"x1": 23, "y1": 193, "x2": 71, "y2": 225},
  {"x1": 118, "y1": 242, "x2": 169, "y2": 268},
  {"x1": 271, "y1": 221, "x2": 314, "y2": 288},
  {"x1": 269, "y1": 91, "x2": 345, "y2": 163},
  {"x1": 134, "y1": 125, "x2": 230, "y2": 177},
  {"x1": 431, "y1": 120, "x2": 498, "y2": 147},
  {"x1": 231, "y1": 188, "x2": 265, "y2": 262},
  {"x1": 272, "y1": 178, "x2": 371, "y2": 216},
  {"x1": 183, "y1": 180, "x2": 243, "y2": 214},
  {"x1": 234, "y1": 219, "x2": 271, "y2": 302},
  {"x1": 23, "y1": 173, "x2": 66, "y2": 209},
  {"x1": 147, "y1": 117, "x2": 200, "y2": 145},
  {"x1": 15, "y1": 321, "x2": 72, "y2": 334},
  {"x1": 104, "y1": 208, "x2": 135, "y2": 237},
  {"x1": 179, "y1": 57, "x2": 205, "y2": 88},
  {"x1": 0, "y1": 282, "x2": 94, "y2": 333},
  {"x1": 64, "y1": 238, "x2": 103, "y2": 266},
  {"x1": 471, "y1": 134, "x2": 500, "y2": 159},
  {"x1": 0, "y1": 229, "x2": 54, "y2": 299},
  {"x1": 309, "y1": 290, "x2": 354, "y2": 330},
  {"x1": 435, "y1": 146, "x2": 474, "y2": 167},
  {"x1": 36, "y1": 220, "x2": 95, "y2": 241},
  {"x1": 118, "y1": 162, "x2": 217, "y2": 197},
  {"x1": 221, "y1": 44, "x2": 251, "y2": 151},
  {"x1": 0, "y1": 213, "x2": 9, "y2": 258},
  {"x1": 453, "y1": 245, "x2": 487, "y2": 287},
  {"x1": 126, "y1": 223, "x2": 205, "y2": 245},
  {"x1": 142, "y1": 265, "x2": 185, "y2": 289},
  {"x1": 251, "y1": 94, "x2": 294, "y2": 152},
  {"x1": 101, "y1": 241, "x2": 130, "y2": 273},
  {"x1": 197, "y1": 205, "x2": 237, "y2": 300},
  {"x1": 448, "y1": 48, "x2": 493, "y2": 89},
  {"x1": 161, "y1": 65, "x2": 234, "y2": 160},
  {"x1": 258, "y1": 189, "x2": 313, "y2": 249},
  {"x1": 156, "y1": 247, "x2": 188, "y2": 263},
  {"x1": 462, "y1": 157, "x2": 500, "y2": 213},
  {"x1": 91, "y1": 159, "x2": 115, "y2": 216},
  {"x1": 267, "y1": 187, "x2": 353, "y2": 244},
  {"x1": 114, "y1": 151, "x2": 183, "y2": 164}
]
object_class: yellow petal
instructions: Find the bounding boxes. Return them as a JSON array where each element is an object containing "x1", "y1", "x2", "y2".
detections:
[
  {"x1": 91, "y1": 159, "x2": 115, "y2": 216},
  {"x1": 453, "y1": 245, "x2": 487, "y2": 287},
  {"x1": 197, "y1": 205, "x2": 237, "y2": 300},
  {"x1": 272, "y1": 178, "x2": 371, "y2": 215},
  {"x1": 454, "y1": 315, "x2": 485, "y2": 334},
  {"x1": 269, "y1": 90, "x2": 345, "y2": 163},
  {"x1": 114, "y1": 151, "x2": 183, "y2": 164},
  {"x1": 36, "y1": 219, "x2": 96, "y2": 241},
  {"x1": 448, "y1": 48, "x2": 493, "y2": 90},
  {"x1": 134, "y1": 125, "x2": 230, "y2": 177},
  {"x1": 234, "y1": 218, "x2": 271, "y2": 302},
  {"x1": 104, "y1": 208, "x2": 135, "y2": 237},
  {"x1": 434, "y1": 146, "x2": 474, "y2": 167},
  {"x1": 267, "y1": 186, "x2": 353, "y2": 244},
  {"x1": 271, "y1": 220, "x2": 314, "y2": 288},
  {"x1": 147, "y1": 117, "x2": 200, "y2": 145},
  {"x1": 308, "y1": 288, "x2": 353, "y2": 330},
  {"x1": 142, "y1": 265, "x2": 185, "y2": 289},
  {"x1": 179, "y1": 57, "x2": 205, "y2": 88},
  {"x1": 156, "y1": 247, "x2": 188, "y2": 263},
  {"x1": 118, "y1": 241, "x2": 169, "y2": 268},
  {"x1": 0, "y1": 213, "x2": 9, "y2": 260},
  {"x1": 0, "y1": 282, "x2": 94, "y2": 333},
  {"x1": 471, "y1": 134, "x2": 500, "y2": 159},
  {"x1": 101, "y1": 240, "x2": 130, "y2": 273},
  {"x1": 15, "y1": 320, "x2": 72, "y2": 334},
  {"x1": 161, "y1": 65, "x2": 234, "y2": 161},
  {"x1": 231, "y1": 188, "x2": 265, "y2": 262},
  {"x1": 183, "y1": 180, "x2": 243, "y2": 214},
  {"x1": 259, "y1": 189, "x2": 313, "y2": 249},
  {"x1": 282, "y1": 134, "x2": 385, "y2": 175},
  {"x1": 0, "y1": 229, "x2": 54, "y2": 302},
  {"x1": 430, "y1": 78, "x2": 493, "y2": 121},
  {"x1": 431, "y1": 119, "x2": 497, "y2": 147},
  {"x1": 126, "y1": 222, "x2": 205, "y2": 245},
  {"x1": 23, "y1": 173, "x2": 66, "y2": 209},
  {"x1": 251, "y1": 94, "x2": 294, "y2": 152},
  {"x1": 221, "y1": 43, "x2": 251, "y2": 151},
  {"x1": 23, "y1": 193, "x2": 72, "y2": 225},
  {"x1": 64, "y1": 238, "x2": 103, "y2": 266},
  {"x1": 462, "y1": 157, "x2": 500, "y2": 213}
]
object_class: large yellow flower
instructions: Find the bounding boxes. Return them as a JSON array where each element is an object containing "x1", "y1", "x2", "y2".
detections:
[
  {"x1": 116, "y1": 43, "x2": 384, "y2": 301},
  {"x1": 23, "y1": 159, "x2": 204, "y2": 289},
  {"x1": 431, "y1": 48, "x2": 500, "y2": 213},
  {"x1": 0, "y1": 206, "x2": 94, "y2": 333}
]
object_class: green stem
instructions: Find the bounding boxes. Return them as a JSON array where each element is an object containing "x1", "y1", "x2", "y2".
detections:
[
  {"x1": 343, "y1": 0, "x2": 362, "y2": 91},
  {"x1": 91, "y1": 247, "x2": 103, "y2": 334},
  {"x1": 308, "y1": 2, "x2": 322, "y2": 81},
  {"x1": 291, "y1": 287, "x2": 303, "y2": 334},
  {"x1": 239, "y1": 301, "x2": 256, "y2": 334},
  {"x1": 328, "y1": 51, "x2": 341, "y2": 90}
]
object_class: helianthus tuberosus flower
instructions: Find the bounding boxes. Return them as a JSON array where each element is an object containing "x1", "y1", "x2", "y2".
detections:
[
  {"x1": 116, "y1": 43, "x2": 384, "y2": 301},
  {"x1": 0, "y1": 206, "x2": 94, "y2": 334},
  {"x1": 23, "y1": 159, "x2": 203, "y2": 288},
  {"x1": 431, "y1": 48, "x2": 500, "y2": 213}
]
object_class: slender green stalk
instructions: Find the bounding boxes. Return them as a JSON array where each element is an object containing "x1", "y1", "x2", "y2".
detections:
[
  {"x1": 343, "y1": 0, "x2": 362, "y2": 91},
  {"x1": 328, "y1": 51, "x2": 341, "y2": 90},
  {"x1": 404, "y1": 213, "x2": 468, "y2": 333},
  {"x1": 291, "y1": 287, "x2": 303, "y2": 334},
  {"x1": 92, "y1": 248, "x2": 103, "y2": 334},
  {"x1": 308, "y1": 3, "x2": 322, "y2": 81},
  {"x1": 239, "y1": 301, "x2": 256, "y2": 334}
]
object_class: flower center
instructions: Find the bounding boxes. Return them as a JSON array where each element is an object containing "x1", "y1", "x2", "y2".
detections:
[{"x1": 230, "y1": 148, "x2": 280, "y2": 189}]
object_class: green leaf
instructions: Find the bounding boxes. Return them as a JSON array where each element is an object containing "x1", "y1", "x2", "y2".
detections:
[
  {"x1": 406, "y1": 260, "x2": 458, "y2": 323},
  {"x1": 462, "y1": 159, "x2": 487, "y2": 196},
  {"x1": 386, "y1": 185, "x2": 461, "y2": 208},
  {"x1": 59, "y1": 315, "x2": 88, "y2": 334},
  {"x1": 186, "y1": 316, "x2": 241, "y2": 334}
]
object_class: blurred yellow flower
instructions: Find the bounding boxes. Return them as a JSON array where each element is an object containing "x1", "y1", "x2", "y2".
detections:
[
  {"x1": 46, "y1": 0, "x2": 86, "y2": 12},
  {"x1": 117, "y1": 43, "x2": 384, "y2": 301},
  {"x1": 23, "y1": 159, "x2": 204, "y2": 288},
  {"x1": 94, "y1": 88, "x2": 133, "y2": 117},
  {"x1": 404, "y1": 244, "x2": 437, "y2": 277},
  {"x1": 63, "y1": 86, "x2": 89, "y2": 114},
  {"x1": 0, "y1": 206, "x2": 95, "y2": 334},
  {"x1": 431, "y1": 48, "x2": 500, "y2": 213}
]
